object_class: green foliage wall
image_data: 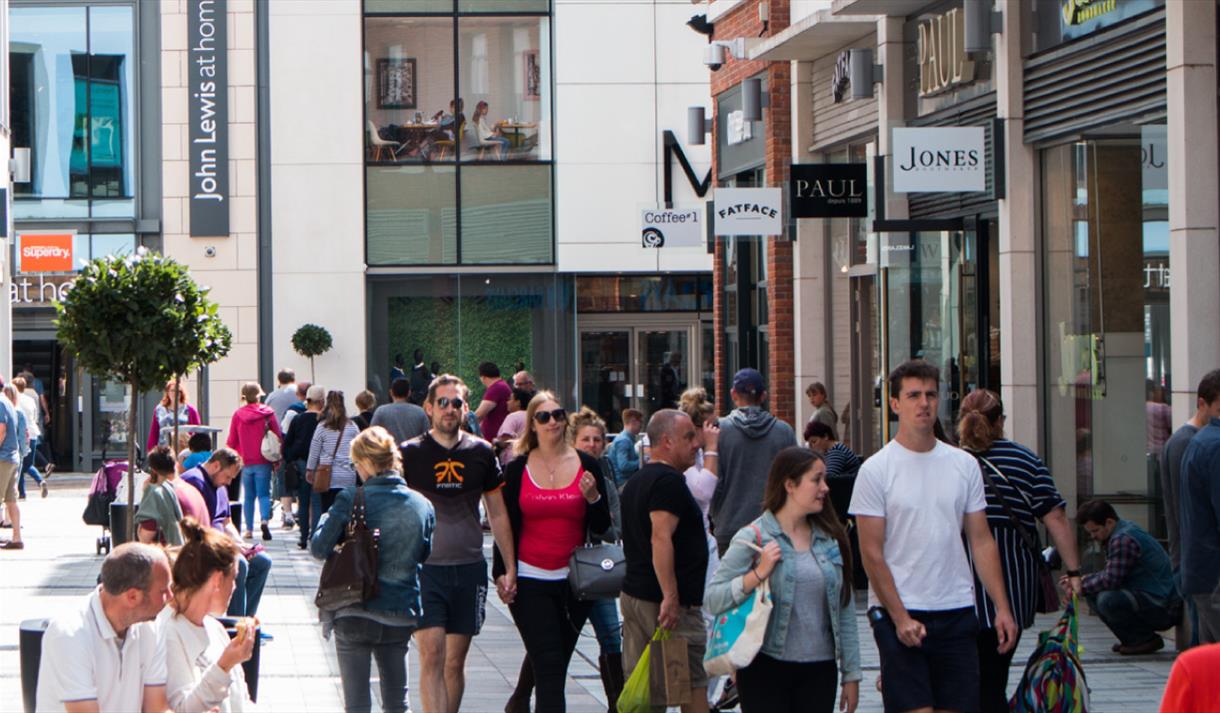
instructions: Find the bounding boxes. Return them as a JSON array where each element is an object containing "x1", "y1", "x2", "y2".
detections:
[{"x1": 386, "y1": 295, "x2": 536, "y2": 400}]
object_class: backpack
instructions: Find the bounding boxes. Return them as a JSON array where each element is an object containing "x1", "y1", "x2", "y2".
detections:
[{"x1": 260, "y1": 414, "x2": 282, "y2": 463}]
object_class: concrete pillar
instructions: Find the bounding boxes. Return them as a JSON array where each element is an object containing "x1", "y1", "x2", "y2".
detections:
[
  {"x1": 876, "y1": 17, "x2": 907, "y2": 222},
  {"x1": 1166, "y1": 0, "x2": 1220, "y2": 424},
  {"x1": 994, "y1": 0, "x2": 1041, "y2": 454},
  {"x1": 792, "y1": 59, "x2": 826, "y2": 428}
]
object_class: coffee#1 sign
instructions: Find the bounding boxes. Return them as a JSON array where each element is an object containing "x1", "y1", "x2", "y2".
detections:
[
  {"x1": 891, "y1": 127, "x2": 986, "y2": 193},
  {"x1": 641, "y1": 208, "x2": 702, "y2": 248},
  {"x1": 713, "y1": 188, "x2": 783, "y2": 237}
]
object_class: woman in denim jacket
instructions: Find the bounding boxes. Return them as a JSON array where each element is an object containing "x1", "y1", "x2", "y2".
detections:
[
  {"x1": 706, "y1": 446, "x2": 861, "y2": 713},
  {"x1": 311, "y1": 426, "x2": 435, "y2": 713}
]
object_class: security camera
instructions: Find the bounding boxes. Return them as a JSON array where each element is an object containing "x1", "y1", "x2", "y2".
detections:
[{"x1": 704, "y1": 43, "x2": 727, "y2": 71}]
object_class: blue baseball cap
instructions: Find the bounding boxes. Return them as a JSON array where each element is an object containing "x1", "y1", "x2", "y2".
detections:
[{"x1": 731, "y1": 368, "x2": 765, "y2": 395}]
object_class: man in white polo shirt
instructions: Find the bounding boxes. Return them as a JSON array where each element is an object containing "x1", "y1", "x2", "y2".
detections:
[
  {"x1": 36, "y1": 543, "x2": 173, "y2": 713},
  {"x1": 851, "y1": 360, "x2": 1017, "y2": 713}
]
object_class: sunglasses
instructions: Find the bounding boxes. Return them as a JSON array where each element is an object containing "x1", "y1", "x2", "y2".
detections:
[
  {"x1": 533, "y1": 408, "x2": 567, "y2": 425},
  {"x1": 435, "y1": 396, "x2": 464, "y2": 410}
]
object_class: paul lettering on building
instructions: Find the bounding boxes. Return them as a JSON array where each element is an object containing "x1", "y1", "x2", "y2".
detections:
[{"x1": 189, "y1": 0, "x2": 230, "y2": 236}]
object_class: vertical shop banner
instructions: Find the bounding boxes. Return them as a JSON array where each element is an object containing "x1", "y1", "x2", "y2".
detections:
[
  {"x1": 713, "y1": 188, "x2": 783, "y2": 236},
  {"x1": 18, "y1": 232, "x2": 76, "y2": 273},
  {"x1": 892, "y1": 127, "x2": 986, "y2": 193},
  {"x1": 188, "y1": 0, "x2": 230, "y2": 237},
  {"x1": 790, "y1": 164, "x2": 868, "y2": 218}
]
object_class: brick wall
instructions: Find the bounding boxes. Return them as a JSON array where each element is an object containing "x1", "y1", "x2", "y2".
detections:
[{"x1": 709, "y1": 0, "x2": 796, "y2": 426}]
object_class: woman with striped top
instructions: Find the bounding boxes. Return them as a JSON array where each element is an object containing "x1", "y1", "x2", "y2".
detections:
[
  {"x1": 958, "y1": 389, "x2": 1083, "y2": 712},
  {"x1": 306, "y1": 390, "x2": 361, "y2": 530}
]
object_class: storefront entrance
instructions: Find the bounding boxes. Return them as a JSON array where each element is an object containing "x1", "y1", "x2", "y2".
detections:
[
  {"x1": 578, "y1": 316, "x2": 704, "y2": 433},
  {"x1": 877, "y1": 220, "x2": 999, "y2": 439}
]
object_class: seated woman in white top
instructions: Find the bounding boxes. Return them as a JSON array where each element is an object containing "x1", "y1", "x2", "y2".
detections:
[
  {"x1": 159, "y1": 517, "x2": 255, "y2": 713},
  {"x1": 471, "y1": 100, "x2": 511, "y2": 158}
]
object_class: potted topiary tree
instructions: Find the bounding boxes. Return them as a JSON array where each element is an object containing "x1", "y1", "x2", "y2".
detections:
[
  {"x1": 292, "y1": 323, "x2": 333, "y2": 382},
  {"x1": 56, "y1": 250, "x2": 232, "y2": 535}
]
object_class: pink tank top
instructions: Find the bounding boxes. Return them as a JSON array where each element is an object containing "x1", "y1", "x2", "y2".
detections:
[{"x1": 517, "y1": 467, "x2": 586, "y2": 571}]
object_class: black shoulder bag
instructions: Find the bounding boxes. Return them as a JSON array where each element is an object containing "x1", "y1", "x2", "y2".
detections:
[
  {"x1": 315, "y1": 487, "x2": 380, "y2": 611},
  {"x1": 977, "y1": 456, "x2": 1061, "y2": 614}
]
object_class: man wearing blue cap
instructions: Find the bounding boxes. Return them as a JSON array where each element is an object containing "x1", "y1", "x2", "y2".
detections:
[{"x1": 710, "y1": 368, "x2": 796, "y2": 556}]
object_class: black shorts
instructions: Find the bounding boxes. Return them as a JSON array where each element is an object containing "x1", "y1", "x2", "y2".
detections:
[
  {"x1": 869, "y1": 606, "x2": 980, "y2": 713},
  {"x1": 419, "y1": 561, "x2": 488, "y2": 636}
]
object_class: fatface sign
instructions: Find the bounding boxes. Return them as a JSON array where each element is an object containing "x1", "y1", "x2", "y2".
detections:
[
  {"x1": 188, "y1": 0, "x2": 230, "y2": 237},
  {"x1": 790, "y1": 164, "x2": 867, "y2": 218},
  {"x1": 641, "y1": 208, "x2": 702, "y2": 248},
  {"x1": 917, "y1": 7, "x2": 976, "y2": 98},
  {"x1": 892, "y1": 127, "x2": 986, "y2": 193},
  {"x1": 714, "y1": 188, "x2": 783, "y2": 237},
  {"x1": 18, "y1": 232, "x2": 75, "y2": 273}
]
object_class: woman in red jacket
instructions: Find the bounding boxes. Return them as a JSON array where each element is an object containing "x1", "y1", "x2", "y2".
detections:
[{"x1": 227, "y1": 382, "x2": 282, "y2": 541}]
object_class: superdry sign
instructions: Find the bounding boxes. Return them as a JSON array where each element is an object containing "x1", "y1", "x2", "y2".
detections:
[
  {"x1": 713, "y1": 188, "x2": 783, "y2": 236},
  {"x1": 18, "y1": 233, "x2": 75, "y2": 273}
]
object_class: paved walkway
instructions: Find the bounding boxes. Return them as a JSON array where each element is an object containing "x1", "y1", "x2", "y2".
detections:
[{"x1": 0, "y1": 481, "x2": 1177, "y2": 712}]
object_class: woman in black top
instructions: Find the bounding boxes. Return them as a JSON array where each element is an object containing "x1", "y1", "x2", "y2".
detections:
[
  {"x1": 283, "y1": 384, "x2": 323, "y2": 548},
  {"x1": 958, "y1": 389, "x2": 1083, "y2": 712}
]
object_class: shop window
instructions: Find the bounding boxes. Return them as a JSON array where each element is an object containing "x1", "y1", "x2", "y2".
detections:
[
  {"x1": 575, "y1": 276, "x2": 713, "y2": 313},
  {"x1": 459, "y1": 165, "x2": 552, "y2": 263},
  {"x1": 1042, "y1": 123, "x2": 1171, "y2": 530},
  {"x1": 10, "y1": 5, "x2": 135, "y2": 219},
  {"x1": 367, "y1": 165, "x2": 457, "y2": 265},
  {"x1": 364, "y1": 17, "x2": 456, "y2": 165},
  {"x1": 458, "y1": 16, "x2": 550, "y2": 161},
  {"x1": 12, "y1": 232, "x2": 134, "y2": 273},
  {"x1": 459, "y1": 0, "x2": 550, "y2": 12},
  {"x1": 366, "y1": 0, "x2": 455, "y2": 13}
]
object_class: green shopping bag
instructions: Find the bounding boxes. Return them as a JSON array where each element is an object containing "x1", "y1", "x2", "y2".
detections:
[{"x1": 618, "y1": 628, "x2": 669, "y2": 713}]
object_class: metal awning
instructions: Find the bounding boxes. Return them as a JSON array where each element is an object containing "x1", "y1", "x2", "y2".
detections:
[
  {"x1": 747, "y1": 8, "x2": 877, "y2": 62},
  {"x1": 831, "y1": 0, "x2": 928, "y2": 17}
]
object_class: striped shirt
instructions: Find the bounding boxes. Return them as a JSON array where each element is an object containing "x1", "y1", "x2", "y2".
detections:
[
  {"x1": 306, "y1": 421, "x2": 361, "y2": 490},
  {"x1": 970, "y1": 439, "x2": 1067, "y2": 629},
  {"x1": 823, "y1": 442, "x2": 862, "y2": 479}
]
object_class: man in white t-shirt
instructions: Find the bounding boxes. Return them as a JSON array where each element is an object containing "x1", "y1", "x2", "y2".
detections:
[
  {"x1": 36, "y1": 543, "x2": 173, "y2": 713},
  {"x1": 850, "y1": 360, "x2": 1016, "y2": 713}
]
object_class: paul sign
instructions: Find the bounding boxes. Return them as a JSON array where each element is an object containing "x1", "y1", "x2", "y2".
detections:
[
  {"x1": 891, "y1": 126, "x2": 986, "y2": 193},
  {"x1": 790, "y1": 164, "x2": 867, "y2": 218},
  {"x1": 713, "y1": 188, "x2": 783, "y2": 237}
]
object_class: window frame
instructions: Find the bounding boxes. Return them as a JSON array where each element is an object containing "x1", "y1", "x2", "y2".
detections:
[{"x1": 361, "y1": 0, "x2": 555, "y2": 267}]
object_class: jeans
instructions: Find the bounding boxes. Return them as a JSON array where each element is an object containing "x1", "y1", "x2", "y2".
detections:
[
  {"x1": 311, "y1": 488, "x2": 341, "y2": 539},
  {"x1": 333, "y1": 616, "x2": 414, "y2": 713},
  {"x1": 977, "y1": 627, "x2": 1022, "y2": 713},
  {"x1": 295, "y1": 460, "x2": 313, "y2": 543},
  {"x1": 736, "y1": 654, "x2": 837, "y2": 713},
  {"x1": 241, "y1": 464, "x2": 273, "y2": 530},
  {"x1": 228, "y1": 551, "x2": 272, "y2": 617},
  {"x1": 508, "y1": 578, "x2": 593, "y2": 713},
  {"x1": 588, "y1": 598, "x2": 622, "y2": 655},
  {"x1": 1088, "y1": 589, "x2": 1177, "y2": 646},
  {"x1": 17, "y1": 440, "x2": 43, "y2": 497}
]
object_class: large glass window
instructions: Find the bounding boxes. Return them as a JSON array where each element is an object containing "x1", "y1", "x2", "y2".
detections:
[
  {"x1": 364, "y1": 2, "x2": 551, "y2": 266},
  {"x1": 1042, "y1": 123, "x2": 1170, "y2": 531},
  {"x1": 9, "y1": 5, "x2": 135, "y2": 219}
]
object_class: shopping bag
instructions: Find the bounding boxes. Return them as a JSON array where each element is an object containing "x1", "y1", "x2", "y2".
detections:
[
  {"x1": 1010, "y1": 595, "x2": 1090, "y2": 713},
  {"x1": 650, "y1": 633, "x2": 690, "y2": 706},
  {"x1": 618, "y1": 629, "x2": 667, "y2": 713},
  {"x1": 703, "y1": 526, "x2": 773, "y2": 676}
]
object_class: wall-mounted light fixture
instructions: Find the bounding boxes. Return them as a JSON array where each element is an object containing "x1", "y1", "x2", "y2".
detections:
[
  {"x1": 848, "y1": 48, "x2": 883, "y2": 100},
  {"x1": 742, "y1": 78, "x2": 769, "y2": 121},
  {"x1": 963, "y1": 0, "x2": 1003, "y2": 54},
  {"x1": 9, "y1": 148, "x2": 31, "y2": 183},
  {"x1": 688, "y1": 107, "x2": 713, "y2": 145},
  {"x1": 703, "y1": 37, "x2": 757, "y2": 71}
]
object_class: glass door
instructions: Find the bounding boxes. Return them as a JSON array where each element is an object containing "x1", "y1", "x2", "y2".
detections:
[
  {"x1": 579, "y1": 330, "x2": 632, "y2": 433},
  {"x1": 637, "y1": 328, "x2": 690, "y2": 415}
]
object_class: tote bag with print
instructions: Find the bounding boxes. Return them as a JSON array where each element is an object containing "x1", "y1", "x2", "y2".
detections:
[{"x1": 703, "y1": 527, "x2": 773, "y2": 676}]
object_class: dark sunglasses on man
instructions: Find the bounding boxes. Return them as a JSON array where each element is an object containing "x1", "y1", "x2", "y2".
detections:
[
  {"x1": 533, "y1": 408, "x2": 567, "y2": 425},
  {"x1": 435, "y1": 396, "x2": 464, "y2": 410}
]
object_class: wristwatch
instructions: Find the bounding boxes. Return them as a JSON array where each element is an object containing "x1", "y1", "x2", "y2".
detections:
[{"x1": 1065, "y1": 569, "x2": 1082, "y2": 577}]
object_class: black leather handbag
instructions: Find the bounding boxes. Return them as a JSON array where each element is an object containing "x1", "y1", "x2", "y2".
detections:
[
  {"x1": 315, "y1": 488, "x2": 380, "y2": 611},
  {"x1": 568, "y1": 540, "x2": 625, "y2": 601}
]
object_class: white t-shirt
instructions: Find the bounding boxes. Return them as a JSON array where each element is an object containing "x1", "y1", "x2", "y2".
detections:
[
  {"x1": 36, "y1": 589, "x2": 167, "y2": 712},
  {"x1": 18, "y1": 391, "x2": 40, "y2": 440},
  {"x1": 159, "y1": 607, "x2": 249, "y2": 713},
  {"x1": 848, "y1": 438, "x2": 987, "y2": 611}
]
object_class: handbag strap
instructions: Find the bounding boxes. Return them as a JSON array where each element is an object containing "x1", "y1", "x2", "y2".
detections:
[
  {"x1": 326, "y1": 424, "x2": 344, "y2": 463},
  {"x1": 348, "y1": 486, "x2": 369, "y2": 536},
  {"x1": 976, "y1": 456, "x2": 1044, "y2": 563}
]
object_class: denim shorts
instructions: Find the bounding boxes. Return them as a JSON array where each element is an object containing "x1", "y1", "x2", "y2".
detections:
[
  {"x1": 419, "y1": 561, "x2": 488, "y2": 636},
  {"x1": 870, "y1": 606, "x2": 979, "y2": 713}
]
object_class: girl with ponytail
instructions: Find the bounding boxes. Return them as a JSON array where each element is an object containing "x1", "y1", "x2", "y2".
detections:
[{"x1": 159, "y1": 517, "x2": 255, "y2": 712}]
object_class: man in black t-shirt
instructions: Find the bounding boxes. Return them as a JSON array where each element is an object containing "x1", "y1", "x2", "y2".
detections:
[
  {"x1": 619, "y1": 409, "x2": 709, "y2": 711},
  {"x1": 401, "y1": 374, "x2": 516, "y2": 713}
]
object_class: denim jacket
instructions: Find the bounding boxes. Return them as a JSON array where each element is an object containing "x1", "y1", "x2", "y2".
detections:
[
  {"x1": 310, "y1": 473, "x2": 435, "y2": 617},
  {"x1": 705, "y1": 511, "x2": 862, "y2": 684}
]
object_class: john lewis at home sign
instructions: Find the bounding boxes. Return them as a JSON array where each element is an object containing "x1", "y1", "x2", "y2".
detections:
[
  {"x1": 790, "y1": 164, "x2": 867, "y2": 218},
  {"x1": 188, "y1": 0, "x2": 230, "y2": 237},
  {"x1": 714, "y1": 188, "x2": 783, "y2": 236},
  {"x1": 892, "y1": 127, "x2": 985, "y2": 193}
]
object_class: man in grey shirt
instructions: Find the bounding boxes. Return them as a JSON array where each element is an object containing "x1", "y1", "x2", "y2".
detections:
[
  {"x1": 263, "y1": 368, "x2": 298, "y2": 422},
  {"x1": 372, "y1": 377, "x2": 430, "y2": 444}
]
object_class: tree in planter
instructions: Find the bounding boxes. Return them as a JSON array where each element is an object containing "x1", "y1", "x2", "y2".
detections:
[
  {"x1": 56, "y1": 251, "x2": 232, "y2": 535},
  {"x1": 292, "y1": 324, "x2": 333, "y2": 382}
]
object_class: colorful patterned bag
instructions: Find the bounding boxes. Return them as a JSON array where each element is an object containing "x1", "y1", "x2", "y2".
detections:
[
  {"x1": 1010, "y1": 595, "x2": 1090, "y2": 712},
  {"x1": 703, "y1": 525, "x2": 773, "y2": 676}
]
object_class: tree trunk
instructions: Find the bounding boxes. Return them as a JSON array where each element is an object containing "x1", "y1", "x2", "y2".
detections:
[
  {"x1": 172, "y1": 376, "x2": 181, "y2": 460},
  {"x1": 126, "y1": 379, "x2": 138, "y2": 537},
  {"x1": 310, "y1": 356, "x2": 316, "y2": 383}
]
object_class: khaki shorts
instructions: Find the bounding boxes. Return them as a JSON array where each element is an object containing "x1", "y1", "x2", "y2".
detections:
[
  {"x1": 0, "y1": 461, "x2": 18, "y2": 504},
  {"x1": 620, "y1": 592, "x2": 708, "y2": 688}
]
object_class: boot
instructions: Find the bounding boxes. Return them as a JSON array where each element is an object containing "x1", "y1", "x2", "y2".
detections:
[
  {"x1": 504, "y1": 655, "x2": 534, "y2": 713},
  {"x1": 599, "y1": 653, "x2": 623, "y2": 713}
]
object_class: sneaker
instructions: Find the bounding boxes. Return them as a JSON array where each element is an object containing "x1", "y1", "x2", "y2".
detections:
[
  {"x1": 243, "y1": 531, "x2": 254, "y2": 540},
  {"x1": 1, "y1": 540, "x2": 25, "y2": 550},
  {"x1": 1118, "y1": 637, "x2": 1164, "y2": 655},
  {"x1": 17, "y1": 496, "x2": 25, "y2": 502},
  {"x1": 261, "y1": 523, "x2": 272, "y2": 541},
  {"x1": 40, "y1": 481, "x2": 48, "y2": 498},
  {"x1": 713, "y1": 678, "x2": 738, "y2": 711},
  {"x1": 44, "y1": 464, "x2": 55, "y2": 477},
  {"x1": 282, "y1": 515, "x2": 295, "y2": 530}
]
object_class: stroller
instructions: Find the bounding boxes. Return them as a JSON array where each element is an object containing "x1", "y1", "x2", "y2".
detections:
[{"x1": 83, "y1": 457, "x2": 128, "y2": 555}]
